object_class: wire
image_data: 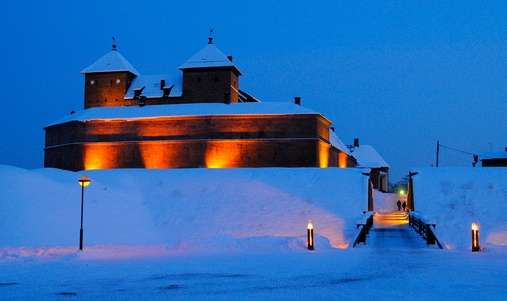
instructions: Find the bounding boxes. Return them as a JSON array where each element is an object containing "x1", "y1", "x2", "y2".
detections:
[{"x1": 439, "y1": 143, "x2": 476, "y2": 156}]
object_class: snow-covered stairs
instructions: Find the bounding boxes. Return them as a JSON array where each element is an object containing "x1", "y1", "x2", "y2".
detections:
[{"x1": 366, "y1": 211, "x2": 428, "y2": 249}]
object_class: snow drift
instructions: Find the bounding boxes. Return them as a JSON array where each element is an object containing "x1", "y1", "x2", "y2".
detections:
[
  {"x1": 0, "y1": 166, "x2": 368, "y2": 254},
  {"x1": 413, "y1": 167, "x2": 507, "y2": 250}
]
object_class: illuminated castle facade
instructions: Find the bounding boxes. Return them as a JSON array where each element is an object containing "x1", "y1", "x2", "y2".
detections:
[{"x1": 44, "y1": 38, "x2": 357, "y2": 171}]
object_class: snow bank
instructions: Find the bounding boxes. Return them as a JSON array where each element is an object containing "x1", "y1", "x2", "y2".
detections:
[
  {"x1": 0, "y1": 166, "x2": 367, "y2": 255},
  {"x1": 413, "y1": 167, "x2": 507, "y2": 250}
]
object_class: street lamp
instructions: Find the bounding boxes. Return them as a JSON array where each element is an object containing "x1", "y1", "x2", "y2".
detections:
[
  {"x1": 78, "y1": 175, "x2": 91, "y2": 251},
  {"x1": 307, "y1": 220, "x2": 314, "y2": 251},
  {"x1": 471, "y1": 223, "x2": 480, "y2": 252}
]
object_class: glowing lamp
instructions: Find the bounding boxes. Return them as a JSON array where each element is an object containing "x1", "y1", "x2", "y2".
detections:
[
  {"x1": 78, "y1": 175, "x2": 91, "y2": 187},
  {"x1": 307, "y1": 220, "x2": 314, "y2": 251},
  {"x1": 399, "y1": 189, "x2": 406, "y2": 196},
  {"x1": 78, "y1": 175, "x2": 91, "y2": 251},
  {"x1": 471, "y1": 223, "x2": 480, "y2": 252}
]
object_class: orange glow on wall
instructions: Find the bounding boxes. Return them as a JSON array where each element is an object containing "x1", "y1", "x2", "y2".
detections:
[
  {"x1": 338, "y1": 152, "x2": 348, "y2": 168},
  {"x1": 83, "y1": 143, "x2": 122, "y2": 170},
  {"x1": 205, "y1": 141, "x2": 242, "y2": 168},
  {"x1": 139, "y1": 143, "x2": 175, "y2": 168},
  {"x1": 318, "y1": 142, "x2": 329, "y2": 168}
]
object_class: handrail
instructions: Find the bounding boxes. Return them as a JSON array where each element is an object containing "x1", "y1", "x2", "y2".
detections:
[
  {"x1": 353, "y1": 212, "x2": 374, "y2": 247},
  {"x1": 409, "y1": 212, "x2": 443, "y2": 249}
]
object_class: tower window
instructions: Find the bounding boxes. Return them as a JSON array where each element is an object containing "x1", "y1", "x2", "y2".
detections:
[
  {"x1": 214, "y1": 77, "x2": 219, "y2": 82},
  {"x1": 197, "y1": 77, "x2": 201, "y2": 83}
]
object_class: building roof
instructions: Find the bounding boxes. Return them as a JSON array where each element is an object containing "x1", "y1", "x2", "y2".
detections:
[
  {"x1": 480, "y1": 151, "x2": 507, "y2": 160},
  {"x1": 48, "y1": 102, "x2": 323, "y2": 126},
  {"x1": 125, "y1": 74, "x2": 182, "y2": 99},
  {"x1": 350, "y1": 145, "x2": 389, "y2": 168},
  {"x1": 179, "y1": 43, "x2": 240, "y2": 73},
  {"x1": 81, "y1": 49, "x2": 140, "y2": 76},
  {"x1": 329, "y1": 130, "x2": 350, "y2": 154}
]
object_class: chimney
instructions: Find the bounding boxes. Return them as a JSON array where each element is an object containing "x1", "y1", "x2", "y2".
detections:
[
  {"x1": 353, "y1": 138, "x2": 360, "y2": 147},
  {"x1": 227, "y1": 55, "x2": 233, "y2": 62},
  {"x1": 294, "y1": 96, "x2": 301, "y2": 105},
  {"x1": 160, "y1": 79, "x2": 166, "y2": 90},
  {"x1": 504, "y1": 146, "x2": 507, "y2": 152},
  {"x1": 330, "y1": 127, "x2": 335, "y2": 132}
]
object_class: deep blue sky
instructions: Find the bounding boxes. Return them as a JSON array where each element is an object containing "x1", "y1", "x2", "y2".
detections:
[{"x1": 2, "y1": 1, "x2": 506, "y2": 180}]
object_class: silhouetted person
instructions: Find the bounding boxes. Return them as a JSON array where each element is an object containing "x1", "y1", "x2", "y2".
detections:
[
  {"x1": 397, "y1": 200, "x2": 402, "y2": 211},
  {"x1": 402, "y1": 201, "x2": 407, "y2": 211}
]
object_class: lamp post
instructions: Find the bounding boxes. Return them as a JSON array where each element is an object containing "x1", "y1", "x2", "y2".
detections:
[
  {"x1": 78, "y1": 176, "x2": 91, "y2": 251},
  {"x1": 471, "y1": 223, "x2": 480, "y2": 252},
  {"x1": 307, "y1": 220, "x2": 314, "y2": 251}
]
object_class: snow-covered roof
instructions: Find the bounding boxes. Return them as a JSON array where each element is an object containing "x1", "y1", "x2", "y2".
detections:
[
  {"x1": 81, "y1": 49, "x2": 140, "y2": 76},
  {"x1": 329, "y1": 129, "x2": 350, "y2": 154},
  {"x1": 480, "y1": 151, "x2": 507, "y2": 160},
  {"x1": 179, "y1": 43, "x2": 240, "y2": 73},
  {"x1": 125, "y1": 74, "x2": 182, "y2": 99},
  {"x1": 350, "y1": 145, "x2": 389, "y2": 168},
  {"x1": 48, "y1": 102, "x2": 321, "y2": 126}
]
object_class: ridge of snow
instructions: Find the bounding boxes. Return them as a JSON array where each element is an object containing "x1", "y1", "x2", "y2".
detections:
[
  {"x1": 329, "y1": 129, "x2": 350, "y2": 154},
  {"x1": 81, "y1": 50, "x2": 140, "y2": 76},
  {"x1": 47, "y1": 102, "x2": 320, "y2": 126}
]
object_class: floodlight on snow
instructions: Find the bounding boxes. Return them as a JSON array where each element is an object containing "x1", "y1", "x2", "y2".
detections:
[
  {"x1": 307, "y1": 220, "x2": 314, "y2": 251},
  {"x1": 471, "y1": 223, "x2": 480, "y2": 252},
  {"x1": 78, "y1": 175, "x2": 91, "y2": 251}
]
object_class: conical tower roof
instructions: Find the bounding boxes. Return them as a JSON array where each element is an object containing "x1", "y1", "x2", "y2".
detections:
[
  {"x1": 179, "y1": 41, "x2": 240, "y2": 74},
  {"x1": 81, "y1": 48, "x2": 139, "y2": 76}
]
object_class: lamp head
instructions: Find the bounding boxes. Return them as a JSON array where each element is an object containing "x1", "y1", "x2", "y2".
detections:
[{"x1": 78, "y1": 175, "x2": 91, "y2": 187}]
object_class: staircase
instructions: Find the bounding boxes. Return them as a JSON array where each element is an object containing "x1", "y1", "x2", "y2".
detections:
[{"x1": 367, "y1": 211, "x2": 427, "y2": 249}]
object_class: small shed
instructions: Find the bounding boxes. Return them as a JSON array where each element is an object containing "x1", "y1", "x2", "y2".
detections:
[{"x1": 480, "y1": 149, "x2": 507, "y2": 167}]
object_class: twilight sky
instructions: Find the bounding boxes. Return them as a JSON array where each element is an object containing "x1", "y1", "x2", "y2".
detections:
[{"x1": 2, "y1": 0, "x2": 506, "y2": 180}]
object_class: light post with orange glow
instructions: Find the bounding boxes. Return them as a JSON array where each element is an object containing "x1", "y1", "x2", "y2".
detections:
[
  {"x1": 307, "y1": 221, "x2": 314, "y2": 250},
  {"x1": 471, "y1": 223, "x2": 480, "y2": 252},
  {"x1": 78, "y1": 176, "x2": 91, "y2": 251}
]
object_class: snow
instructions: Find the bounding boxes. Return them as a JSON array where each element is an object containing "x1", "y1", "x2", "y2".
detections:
[
  {"x1": 47, "y1": 102, "x2": 321, "y2": 126},
  {"x1": 81, "y1": 49, "x2": 140, "y2": 76},
  {"x1": 413, "y1": 167, "x2": 507, "y2": 250},
  {"x1": 179, "y1": 43, "x2": 239, "y2": 72},
  {"x1": 350, "y1": 145, "x2": 389, "y2": 168},
  {"x1": 480, "y1": 151, "x2": 507, "y2": 160},
  {"x1": 3, "y1": 166, "x2": 507, "y2": 299},
  {"x1": 0, "y1": 165, "x2": 368, "y2": 253},
  {"x1": 329, "y1": 129, "x2": 350, "y2": 154},
  {"x1": 124, "y1": 74, "x2": 182, "y2": 99}
]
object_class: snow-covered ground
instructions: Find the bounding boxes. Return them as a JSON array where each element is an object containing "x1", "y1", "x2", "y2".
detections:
[
  {"x1": 2, "y1": 248, "x2": 507, "y2": 300},
  {"x1": 2, "y1": 165, "x2": 507, "y2": 300},
  {"x1": 0, "y1": 165, "x2": 368, "y2": 254},
  {"x1": 414, "y1": 167, "x2": 507, "y2": 250}
]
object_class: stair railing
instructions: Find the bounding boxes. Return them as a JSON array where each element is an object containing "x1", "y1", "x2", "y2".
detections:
[
  {"x1": 353, "y1": 211, "x2": 374, "y2": 247},
  {"x1": 409, "y1": 212, "x2": 443, "y2": 249}
]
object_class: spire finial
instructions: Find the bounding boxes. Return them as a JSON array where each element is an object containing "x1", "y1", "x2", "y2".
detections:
[
  {"x1": 208, "y1": 29, "x2": 214, "y2": 44},
  {"x1": 112, "y1": 36, "x2": 117, "y2": 51}
]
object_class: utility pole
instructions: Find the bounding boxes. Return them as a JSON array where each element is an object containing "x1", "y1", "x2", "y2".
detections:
[{"x1": 436, "y1": 140, "x2": 440, "y2": 168}]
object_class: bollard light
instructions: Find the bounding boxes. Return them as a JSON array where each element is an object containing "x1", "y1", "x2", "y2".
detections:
[
  {"x1": 78, "y1": 176, "x2": 91, "y2": 251},
  {"x1": 307, "y1": 220, "x2": 314, "y2": 251},
  {"x1": 471, "y1": 223, "x2": 480, "y2": 252}
]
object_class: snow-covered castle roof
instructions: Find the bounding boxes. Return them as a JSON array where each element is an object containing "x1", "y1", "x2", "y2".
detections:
[
  {"x1": 81, "y1": 49, "x2": 140, "y2": 76},
  {"x1": 179, "y1": 42, "x2": 240, "y2": 73},
  {"x1": 49, "y1": 102, "x2": 323, "y2": 126},
  {"x1": 351, "y1": 145, "x2": 389, "y2": 168}
]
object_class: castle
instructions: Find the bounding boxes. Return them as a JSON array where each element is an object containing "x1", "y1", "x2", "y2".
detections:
[{"x1": 44, "y1": 38, "x2": 364, "y2": 172}]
